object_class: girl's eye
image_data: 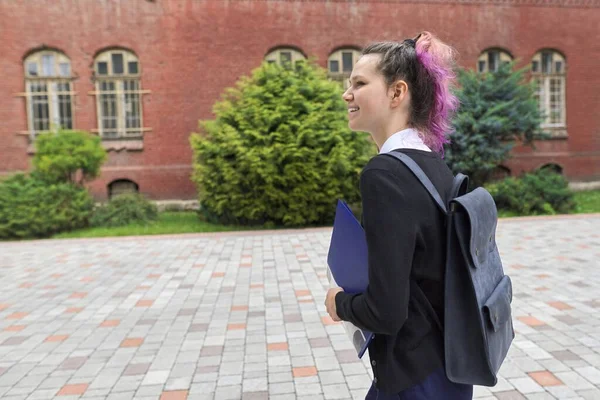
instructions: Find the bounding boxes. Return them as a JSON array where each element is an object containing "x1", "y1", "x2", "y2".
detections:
[{"x1": 355, "y1": 81, "x2": 365, "y2": 87}]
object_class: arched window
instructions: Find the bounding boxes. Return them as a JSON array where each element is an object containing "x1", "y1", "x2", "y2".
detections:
[
  {"x1": 108, "y1": 179, "x2": 139, "y2": 199},
  {"x1": 328, "y1": 48, "x2": 361, "y2": 88},
  {"x1": 477, "y1": 49, "x2": 513, "y2": 73},
  {"x1": 532, "y1": 50, "x2": 566, "y2": 133},
  {"x1": 264, "y1": 47, "x2": 305, "y2": 66},
  {"x1": 539, "y1": 163, "x2": 563, "y2": 175},
  {"x1": 23, "y1": 50, "x2": 74, "y2": 137},
  {"x1": 489, "y1": 165, "x2": 511, "y2": 182},
  {"x1": 94, "y1": 49, "x2": 145, "y2": 139}
]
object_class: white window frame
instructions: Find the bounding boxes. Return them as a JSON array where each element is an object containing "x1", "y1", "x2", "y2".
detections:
[
  {"x1": 532, "y1": 50, "x2": 567, "y2": 135},
  {"x1": 328, "y1": 48, "x2": 361, "y2": 89},
  {"x1": 264, "y1": 48, "x2": 305, "y2": 66},
  {"x1": 92, "y1": 49, "x2": 149, "y2": 139},
  {"x1": 477, "y1": 49, "x2": 513, "y2": 73},
  {"x1": 22, "y1": 50, "x2": 75, "y2": 138}
]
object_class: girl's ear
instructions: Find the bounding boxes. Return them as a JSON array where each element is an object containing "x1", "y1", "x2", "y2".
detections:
[{"x1": 390, "y1": 80, "x2": 408, "y2": 107}]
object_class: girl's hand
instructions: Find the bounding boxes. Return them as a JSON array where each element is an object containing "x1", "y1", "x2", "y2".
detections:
[{"x1": 325, "y1": 287, "x2": 344, "y2": 322}]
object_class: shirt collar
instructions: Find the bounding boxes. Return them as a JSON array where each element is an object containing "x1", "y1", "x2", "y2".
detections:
[{"x1": 378, "y1": 128, "x2": 431, "y2": 154}]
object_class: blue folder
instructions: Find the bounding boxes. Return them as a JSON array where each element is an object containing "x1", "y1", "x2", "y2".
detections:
[{"x1": 327, "y1": 199, "x2": 373, "y2": 358}]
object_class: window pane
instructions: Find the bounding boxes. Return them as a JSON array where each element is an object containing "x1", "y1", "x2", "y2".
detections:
[
  {"x1": 280, "y1": 52, "x2": 292, "y2": 64},
  {"x1": 41, "y1": 54, "x2": 55, "y2": 76},
  {"x1": 99, "y1": 81, "x2": 118, "y2": 137},
  {"x1": 478, "y1": 60, "x2": 486, "y2": 73},
  {"x1": 342, "y1": 52, "x2": 353, "y2": 72},
  {"x1": 329, "y1": 60, "x2": 339, "y2": 73},
  {"x1": 57, "y1": 82, "x2": 72, "y2": 129},
  {"x1": 58, "y1": 95, "x2": 73, "y2": 129},
  {"x1": 555, "y1": 61, "x2": 563, "y2": 74},
  {"x1": 542, "y1": 52, "x2": 552, "y2": 74},
  {"x1": 34, "y1": 99, "x2": 50, "y2": 131},
  {"x1": 29, "y1": 81, "x2": 44, "y2": 93},
  {"x1": 112, "y1": 53, "x2": 124, "y2": 74},
  {"x1": 128, "y1": 61, "x2": 138, "y2": 74},
  {"x1": 97, "y1": 62, "x2": 108, "y2": 75},
  {"x1": 488, "y1": 51, "x2": 499, "y2": 72},
  {"x1": 532, "y1": 60, "x2": 539, "y2": 73},
  {"x1": 124, "y1": 80, "x2": 141, "y2": 131},
  {"x1": 549, "y1": 78, "x2": 563, "y2": 124},
  {"x1": 27, "y1": 62, "x2": 38, "y2": 76},
  {"x1": 123, "y1": 80, "x2": 139, "y2": 92},
  {"x1": 59, "y1": 62, "x2": 70, "y2": 77},
  {"x1": 30, "y1": 82, "x2": 49, "y2": 132},
  {"x1": 536, "y1": 78, "x2": 549, "y2": 124}
]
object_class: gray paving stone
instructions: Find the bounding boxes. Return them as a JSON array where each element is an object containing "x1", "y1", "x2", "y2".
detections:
[
  {"x1": 495, "y1": 390, "x2": 527, "y2": 400},
  {"x1": 269, "y1": 381, "x2": 295, "y2": 395},
  {"x1": 132, "y1": 384, "x2": 163, "y2": 397},
  {"x1": 524, "y1": 393, "x2": 557, "y2": 399},
  {"x1": 242, "y1": 377, "x2": 268, "y2": 392},
  {"x1": 106, "y1": 391, "x2": 136, "y2": 400},
  {"x1": 268, "y1": 394, "x2": 297, "y2": 400},
  {"x1": 164, "y1": 375, "x2": 192, "y2": 391},
  {"x1": 473, "y1": 385, "x2": 493, "y2": 398},
  {"x1": 322, "y1": 383, "x2": 351, "y2": 399},
  {"x1": 574, "y1": 366, "x2": 600, "y2": 385},
  {"x1": 140, "y1": 370, "x2": 169, "y2": 386},
  {"x1": 555, "y1": 371, "x2": 597, "y2": 391},
  {"x1": 216, "y1": 374, "x2": 240, "y2": 387},
  {"x1": 577, "y1": 388, "x2": 600, "y2": 400},
  {"x1": 545, "y1": 385, "x2": 579, "y2": 398},
  {"x1": 214, "y1": 384, "x2": 242, "y2": 400}
]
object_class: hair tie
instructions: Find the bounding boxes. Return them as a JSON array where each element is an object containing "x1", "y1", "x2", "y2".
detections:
[{"x1": 403, "y1": 39, "x2": 416, "y2": 48}]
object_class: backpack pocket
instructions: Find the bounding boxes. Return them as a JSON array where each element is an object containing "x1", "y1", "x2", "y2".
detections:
[{"x1": 483, "y1": 276, "x2": 513, "y2": 332}]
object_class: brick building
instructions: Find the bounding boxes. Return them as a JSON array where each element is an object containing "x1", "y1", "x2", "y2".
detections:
[{"x1": 1, "y1": 0, "x2": 599, "y2": 201}]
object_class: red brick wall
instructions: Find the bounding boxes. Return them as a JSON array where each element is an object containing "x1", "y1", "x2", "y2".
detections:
[{"x1": 1, "y1": 0, "x2": 599, "y2": 201}]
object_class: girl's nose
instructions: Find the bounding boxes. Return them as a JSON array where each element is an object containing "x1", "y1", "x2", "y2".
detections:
[{"x1": 343, "y1": 89, "x2": 353, "y2": 102}]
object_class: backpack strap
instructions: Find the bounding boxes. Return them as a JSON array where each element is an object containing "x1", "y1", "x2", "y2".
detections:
[
  {"x1": 383, "y1": 151, "x2": 447, "y2": 215},
  {"x1": 450, "y1": 173, "x2": 469, "y2": 201}
]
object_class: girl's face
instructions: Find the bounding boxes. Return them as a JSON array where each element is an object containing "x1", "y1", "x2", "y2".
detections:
[{"x1": 342, "y1": 54, "x2": 392, "y2": 135}]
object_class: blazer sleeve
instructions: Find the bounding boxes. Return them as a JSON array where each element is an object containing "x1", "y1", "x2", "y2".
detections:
[{"x1": 335, "y1": 167, "x2": 418, "y2": 336}]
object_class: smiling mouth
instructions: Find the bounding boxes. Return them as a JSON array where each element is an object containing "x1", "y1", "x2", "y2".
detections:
[{"x1": 348, "y1": 107, "x2": 360, "y2": 113}]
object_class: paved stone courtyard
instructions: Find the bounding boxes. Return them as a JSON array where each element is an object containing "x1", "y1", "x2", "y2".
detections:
[{"x1": 0, "y1": 215, "x2": 599, "y2": 400}]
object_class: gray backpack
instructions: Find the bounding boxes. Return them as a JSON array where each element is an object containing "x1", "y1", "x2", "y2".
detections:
[{"x1": 386, "y1": 151, "x2": 515, "y2": 387}]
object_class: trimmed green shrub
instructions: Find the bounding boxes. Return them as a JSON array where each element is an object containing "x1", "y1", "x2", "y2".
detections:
[
  {"x1": 486, "y1": 169, "x2": 575, "y2": 216},
  {"x1": 91, "y1": 193, "x2": 158, "y2": 228},
  {"x1": 33, "y1": 129, "x2": 107, "y2": 185},
  {"x1": 0, "y1": 174, "x2": 94, "y2": 239},
  {"x1": 190, "y1": 60, "x2": 375, "y2": 227}
]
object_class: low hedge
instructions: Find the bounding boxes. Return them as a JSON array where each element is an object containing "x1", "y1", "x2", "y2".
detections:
[
  {"x1": 486, "y1": 169, "x2": 575, "y2": 216},
  {"x1": 0, "y1": 174, "x2": 94, "y2": 239},
  {"x1": 91, "y1": 193, "x2": 158, "y2": 228}
]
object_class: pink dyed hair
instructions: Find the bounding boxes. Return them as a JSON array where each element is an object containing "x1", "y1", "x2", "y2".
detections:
[{"x1": 414, "y1": 32, "x2": 460, "y2": 154}]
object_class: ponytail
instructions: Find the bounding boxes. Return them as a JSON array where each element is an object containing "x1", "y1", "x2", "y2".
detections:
[{"x1": 414, "y1": 32, "x2": 459, "y2": 154}]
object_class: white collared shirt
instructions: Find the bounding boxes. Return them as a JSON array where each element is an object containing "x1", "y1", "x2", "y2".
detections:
[{"x1": 378, "y1": 128, "x2": 431, "y2": 154}]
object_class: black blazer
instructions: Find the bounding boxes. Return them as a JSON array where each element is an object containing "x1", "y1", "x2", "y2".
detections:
[{"x1": 335, "y1": 149, "x2": 455, "y2": 393}]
